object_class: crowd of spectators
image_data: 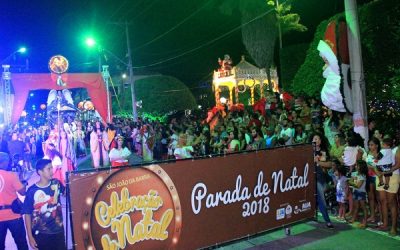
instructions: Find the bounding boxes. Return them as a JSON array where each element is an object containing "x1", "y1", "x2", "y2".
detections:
[{"x1": 1, "y1": 94, "x2": 399, "y2": 250}]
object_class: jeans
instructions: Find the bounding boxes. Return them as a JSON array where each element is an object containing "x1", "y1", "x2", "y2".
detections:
[
  {"x1": 0, "y1": 217, "x2": 28, "y2": 250},
  {"x1": 316, "y1": 181, "x2": 331, "y2": 223}
]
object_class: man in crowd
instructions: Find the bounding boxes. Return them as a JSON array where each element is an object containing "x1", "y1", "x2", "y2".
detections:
[
  {"x1": 0, "y1": 152, "x2": 28, "y2": 250},
  {"x1": 22, "y1": 159, "x2": 66, "y2": 250}
]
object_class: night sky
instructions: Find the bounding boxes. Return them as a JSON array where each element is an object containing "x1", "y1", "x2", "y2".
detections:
[{"x1": 1, "y1": 0, "x2": 357, "y2": 86}]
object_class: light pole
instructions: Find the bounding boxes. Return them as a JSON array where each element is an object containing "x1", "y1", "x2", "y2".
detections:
[
  {"x1": 1, "y1": 47, "x2": 27, "y2": 126},
  {"x1": 102, "y1": 65, "x2": 111, "y2": 123},
  {"x1": 85, "y1": 32, "x2": 138, "y2": 122},
  {"x1": 0, "y1": 46, "x2": 27, "y2": 64}
]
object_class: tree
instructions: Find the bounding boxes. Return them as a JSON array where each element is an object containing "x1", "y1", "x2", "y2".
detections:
[
  {"x1": 218, "y1": 0, "x2": 306, "y2": 89},
  {"x1": 240, "y1": 1, "x2": 277, "y2": 88},
  {"x1": 135, "y1": 76, "x2": 197, "y2": 115},
  {"x1": 267, "y1": 0, "x2": 307, "y2": 49}
]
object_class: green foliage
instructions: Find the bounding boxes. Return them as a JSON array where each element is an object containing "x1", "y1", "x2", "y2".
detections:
[
  {"x1": 111, "y1": 76, "x2": 197, "y2": 118},
  {"x1": 272, "y1": 0, "x2": 307, "y2": 34},
  {"x1": 135, "y1": 75, "x2": 197, "y2": 114},
  {"x1": 292, "y1": 0, "x2": 400, "y2": 102},
  {"x1": 279, "y1": 43, "x2": 308, "y2": 91},
  {"x1": 291, "y1": 18, "x2": 329, "y2": 96},
  {"x1": 359, "y1": 0, "x2": 400, "y2": 101}
]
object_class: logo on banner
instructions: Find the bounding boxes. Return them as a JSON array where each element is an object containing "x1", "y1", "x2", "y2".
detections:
[
  {"x1": 80, "y1": 165, "x2": 182, "y2": 250},
  {"x1": 276, "y1": 208, "x2": 285, "y2": 220},
  {"x1": 302, "y1": 201, "x2": 311, "y2": 211},
  {"x1": 285, "y1": 205, "x2": 293, "y2": 218},
  {"x1": 294, "y1": 201, "x2": 311, "y2": 214}
]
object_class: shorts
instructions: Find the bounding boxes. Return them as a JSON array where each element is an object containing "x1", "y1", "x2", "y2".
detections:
[
  {"x1": 353, "y1": 190, "x2": 366, "y2": 201},
  {"x1": 366, "y1": 175, "x2": 376, "y2": 192},
  {"x1": 376, "y1": 173, "x2": 400, "y2": 194},
  {"x1": 367, "y1": 175, "x2": 376, "y2": 185}
]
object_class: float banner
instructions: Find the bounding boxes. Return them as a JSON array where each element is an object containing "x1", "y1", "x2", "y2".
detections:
[{"x1": 69, "y1": 145, "x2": 315, "y2": 250}]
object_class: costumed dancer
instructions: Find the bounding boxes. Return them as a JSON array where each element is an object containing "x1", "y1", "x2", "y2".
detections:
[
  {"x1": 90, "y1": 121, "x2": 110, "y2": 168},
  {"x1": 73, "y1": 121, "x2": 87, "y2": 158},
  {"x1": 109, "y1": 135, "x2": 132, "y2": 167},
  {"x1": 141, "y1": 125, "x2": 154, "y2": 162},
  {"x1": 59, "y1": 128, "x2": 76, "y2": 173}
]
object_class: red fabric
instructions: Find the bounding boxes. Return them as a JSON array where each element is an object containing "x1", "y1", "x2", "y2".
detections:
[
  {"x1": 253, "y1": 98, "x2": 266, "y2": 117},
  {"x1": 230, "y1": 103, "x2": 244, "y2": 112},
  {"x1": 10, "y1": 73, "x2": 109, "y2": 124},
  {"x1": 338, "y1": 21, "x2": 349, "y2": 64},
  {"x1": 324, "y1": 21, "x2": 337, "y2": 55}
]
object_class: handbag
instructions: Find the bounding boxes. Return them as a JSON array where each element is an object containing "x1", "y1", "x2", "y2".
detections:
[{"x1": 11, "y1": 198, "x2": 23, "y2": 214}]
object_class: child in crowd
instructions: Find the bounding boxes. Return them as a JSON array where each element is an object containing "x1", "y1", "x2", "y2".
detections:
[
  {"x1": 376, "y1": 138, "x2": 393, "y2": 190},
  {"x1": 334, "y1": 165, "x2": 348, "y2": 221},
  {"x1": 348, "y1": 160, "x2": 368, "y2": 228}
]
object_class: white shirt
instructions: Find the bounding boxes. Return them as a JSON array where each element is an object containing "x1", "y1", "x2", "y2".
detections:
[
  {"x1": 280, "y1": 127, "x2": 294, "y2": 145},
  {"x1": 109, "y1": 147, "x2": 131, "y2": 162},
  {"x1": 393, "y1": 146, "x2": 399, "y2": 175},
  {"x1": 174, "y1": 146, "x2": 193, "y2": 159},
  {"x1": 378, "y1": 148, "x2": 393, "y2": 166}
]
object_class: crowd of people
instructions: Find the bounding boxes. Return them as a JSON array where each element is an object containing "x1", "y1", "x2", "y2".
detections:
[{"x1": 1, "y1": 94, "x2": 399, "y2": 249}]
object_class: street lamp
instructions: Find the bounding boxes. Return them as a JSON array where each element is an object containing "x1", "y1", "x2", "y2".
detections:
[{"x1": 1, "y1": 46, "x2": 27, "y2": 64}]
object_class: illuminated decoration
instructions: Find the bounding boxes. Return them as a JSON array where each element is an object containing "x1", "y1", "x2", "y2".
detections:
[
  {"x1": 49, "y1": 55, "x2": 69, "y2": 87},
  {"x1": 40, "y1": 104, "x2": 46, "y2": 110},
  {"x1": 84, "y1": 101, "x2": 94, "y2": 110},
  {"x1": 220, "y1": 97, "x2": 227, "y2": 104},
  {"x1": 21, "y1": 110, "x2": 27, "y2": 117},
  {"x1": 77, "y1": 101, "x2": 84, "y2": 110},
  {"x1": 49, "y1": 55, "x2": 69, "y2": 74},
  {"x1": 213, "y1": 55, "x2": 279, "y2": 106}
]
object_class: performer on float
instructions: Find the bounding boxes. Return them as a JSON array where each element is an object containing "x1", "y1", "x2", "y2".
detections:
[
  {"x1": 109, "y1": 135, "x2": 132, "y2": 167},
  {"x1": 141, "y1": 125, "x2": 154, "y2": 162},
  {"x1": 218, "y1": 54, "x2": 233, "y2": 77},
  {"x1": 46, "y1": 89, "x2": 77, "y2": 125},
  {"x1": 90, "y1": 121, "x2": 110, "y2": 168}
]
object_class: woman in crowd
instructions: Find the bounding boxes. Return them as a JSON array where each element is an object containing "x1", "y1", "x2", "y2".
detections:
[
  {"x1": 375, "y1": 136, "x2": 399, "y2": 235},
  {"x1": 109, "y1": 135, "x2": 132, "y2": 167},
  {"x1": 313, "y1": 133, "x2": 334, "y2": 228},
  {"x1": 363, "y1": 137, "x2": 381, "y2": 224},
  {"x1": 324, "y1": 109, "x2": 341, "y2": 146},
  {"x1": 293, "y1": 124, "x2": 307, "y2": 144},
  {"x1": 224, "y1": 128, "x2": 240, "y2": 153},
  {"x1": 330, "y1": 133, "x2": 346, "y2": 160},
  {"x1": 299, "y1": 100, "x2": 311, "y2": 125},
  {"x1": 342, "y1": 131, "x2": 364, "y2": 217},
  {"x1": 174, "y1": 133, "x2": 193, "y2": 159}
]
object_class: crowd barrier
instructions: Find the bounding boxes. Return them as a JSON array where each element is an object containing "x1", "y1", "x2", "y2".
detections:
[{"x1": 67, "y1": 144, "x2": 316, "y2": 250}]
